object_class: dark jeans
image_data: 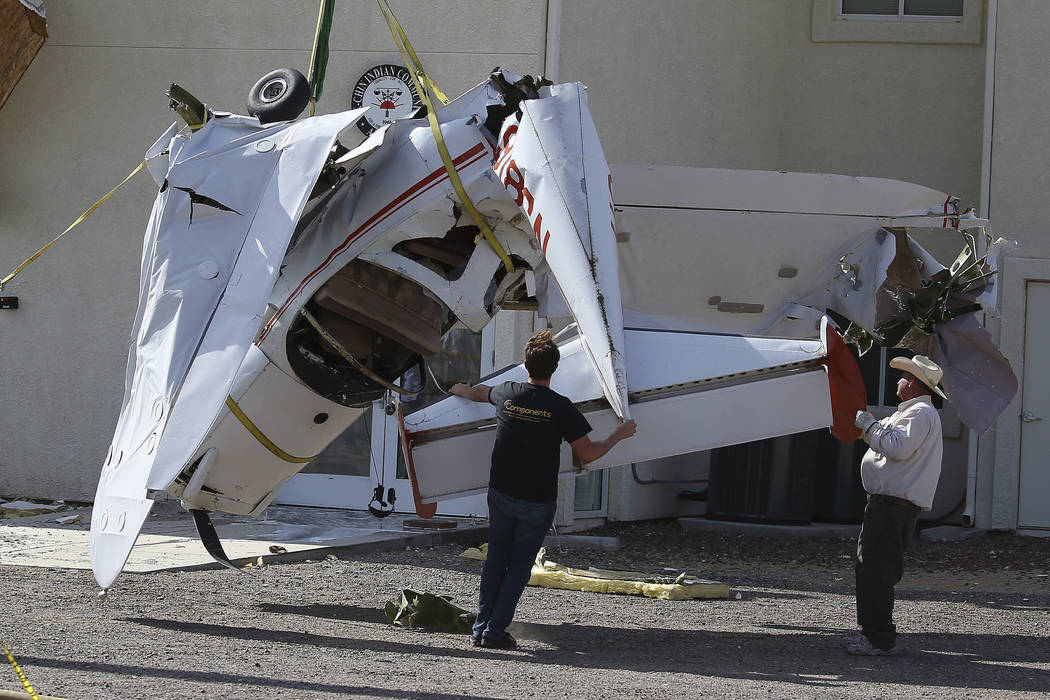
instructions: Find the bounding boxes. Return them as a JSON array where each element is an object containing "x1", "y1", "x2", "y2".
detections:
[
  {"x1": 855, "y1": 494, "x2": 921, "y2": 650},
  {"x1": 473, "y1": 488, "x2": 557, "y2": 640}
]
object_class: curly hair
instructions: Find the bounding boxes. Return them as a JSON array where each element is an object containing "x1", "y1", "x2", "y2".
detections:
[{"x1": 524, "y1": 329, "x2": 559, "y2": 380}]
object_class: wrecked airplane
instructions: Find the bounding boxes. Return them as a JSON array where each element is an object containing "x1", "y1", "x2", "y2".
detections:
[{"x1": 90, "y1": 65, "x2": 1016, "y2": 591}]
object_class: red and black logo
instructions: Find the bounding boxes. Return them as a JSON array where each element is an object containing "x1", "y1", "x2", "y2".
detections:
[{"x1": 350, "y1": 64, "x2": 422, "y2": 136}]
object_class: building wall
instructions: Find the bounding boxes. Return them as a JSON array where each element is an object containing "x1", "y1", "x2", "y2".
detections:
[
  {"x1": 986, "y1": 1, "x2": 1050, "y2": 260},
  {"x1": 979, "y1": 0, "x2": 1050, "y2": 530},
  {"x1": 0, "y1": 0, "x2": 546, "y2": 500},
  {"x1": 556, "y1": 0, "x2": 985, "y2": 206}
]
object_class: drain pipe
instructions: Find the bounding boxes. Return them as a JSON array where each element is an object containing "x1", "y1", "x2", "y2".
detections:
[
  {"x1": 965, "y1": 0, "x2": 998, "y2": 527},
  {"x1": 544, "y1": 0, "x2": 562, "y2": 83}
]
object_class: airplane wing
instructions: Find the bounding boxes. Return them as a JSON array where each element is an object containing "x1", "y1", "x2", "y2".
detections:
[
  {"x1": 92, "y1": 110, "x2": 367, "y2": 588},
  {"x1": 494, "y1": 83, "x2": 629, "y2": 419}
]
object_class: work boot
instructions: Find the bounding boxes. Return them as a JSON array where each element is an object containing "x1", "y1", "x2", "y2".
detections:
[{"x1": 482, "y1": 633, "x2": 518, "y2": 649}]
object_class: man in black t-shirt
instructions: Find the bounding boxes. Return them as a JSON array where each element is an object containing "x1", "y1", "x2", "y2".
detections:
[{"x1": 451, "y1": 329, "x2": 636, "y2": 649}]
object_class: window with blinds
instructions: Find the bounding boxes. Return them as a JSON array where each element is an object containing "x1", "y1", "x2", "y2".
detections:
[{"x1": 840, "y1": 0, "x2": 964, "y2": 19}]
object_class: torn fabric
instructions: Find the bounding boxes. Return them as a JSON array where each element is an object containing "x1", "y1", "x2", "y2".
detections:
[{"x1": 385, "y1": 589, "x2": 476, "y2": 633}]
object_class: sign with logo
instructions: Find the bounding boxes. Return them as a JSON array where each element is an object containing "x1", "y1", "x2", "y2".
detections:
[{"x1": 350, "y1": 64, "x2": 422, "y2": 136}]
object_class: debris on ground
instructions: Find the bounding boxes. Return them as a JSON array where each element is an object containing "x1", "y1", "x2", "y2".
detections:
[
  {"x1": 460, "y1": 543, "x2": 489, "y2": 560},
  {"x1": 385, "y1": 589, "x2": 476, "y2": 633},
  {"x1": 404, "y1": 519, "x2": 459, "y2": 530},
  {"x1": 528, "y1": 547, "x2": 729, "y2": 600},
  {"x1": 54, "y1": 514, "x2": 83, "y2": 525},
  {"x1": 0, "y1": 500, "x2": 64, "y2": 518}
]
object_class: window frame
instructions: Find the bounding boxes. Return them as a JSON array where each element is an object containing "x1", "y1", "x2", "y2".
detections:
[
  {"x1": 813, "y1": 0, "x2": 982, "y2": 44},
  {"x1": 573, "y1": 468, "x2": 608, "y2": 517},
  {"x1": 838, "y1": 0, "x2": 965, "y2": 23}
]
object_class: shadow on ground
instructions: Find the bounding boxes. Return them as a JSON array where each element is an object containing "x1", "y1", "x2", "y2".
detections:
[{"x1": 122, "y1": 611, "x2": 1050, "y2": 694}]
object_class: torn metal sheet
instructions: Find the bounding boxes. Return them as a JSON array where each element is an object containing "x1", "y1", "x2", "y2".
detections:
[
  {"x1": 911, "y1": 314, "x2": 1017, "y2": 434},
  {"x1": 817, "y1": 226, "x2": 1019, "y2": 431}
]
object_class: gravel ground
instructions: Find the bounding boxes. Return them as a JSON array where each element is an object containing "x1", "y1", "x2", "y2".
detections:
[{"x1": 1, "y1": 520, "x2": 1048, "y2": 699}]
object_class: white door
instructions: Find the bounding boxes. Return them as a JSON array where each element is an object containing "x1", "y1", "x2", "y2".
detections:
[
  {"x1": 1018, "y1": 281, "x2": 1050, "y2": 529},
  {"x1": 274, "y1": 400, "x2": 392, "y2": 511},
  {"x1": 277, "y1": 328, "x2": 489, "y2": 517}
]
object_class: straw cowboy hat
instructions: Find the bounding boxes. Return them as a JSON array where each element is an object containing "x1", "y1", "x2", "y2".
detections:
[{"x1": 889, "y1": 354, "x2": 947, "y2": 400}]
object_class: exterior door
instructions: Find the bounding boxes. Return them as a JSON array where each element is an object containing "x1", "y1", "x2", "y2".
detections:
[
  {"x1": 1018, "y1": 281, "x2": 1050, "y2": 529},
  {"x1": 275, "y1": 401, "x2": 391, "y2": 511},
  {"x1": 277, "y1": 327, "x2": 489, "y2": 517}
]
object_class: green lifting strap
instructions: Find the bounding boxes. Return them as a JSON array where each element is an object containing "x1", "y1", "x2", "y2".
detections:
[{"x1": 307, "y1": 0, "x2": 335, "y2": 115}]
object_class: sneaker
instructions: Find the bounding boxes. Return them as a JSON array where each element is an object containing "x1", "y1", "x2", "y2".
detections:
[
  {"x1": 844, "y1": 633, "x2": 899, "y2": 656},
  {"x1": 470, "y1": 633, "x2": 484, "y2": 647},
  {"x1": 482, "y1": 633, "x2": 518, "y2": 649}
]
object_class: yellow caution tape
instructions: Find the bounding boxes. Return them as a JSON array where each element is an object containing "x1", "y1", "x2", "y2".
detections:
[
  {"x1": 376, "y1": 0, "x2": 515, "y2": 274},
  {"x1": 225, "y1": 396, "x2": 318, "y2": 464},
  {"x1": 2, "y1": 643, "x2": 39, "y2": 700},
  {"x1": 1, "y1": 161, "x2": 147, "y2": 291}
]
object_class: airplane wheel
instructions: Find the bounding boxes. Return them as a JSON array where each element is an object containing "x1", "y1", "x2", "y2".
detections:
[{"x1": 246, "y1": 68, "x2": 310, "y2": 123}]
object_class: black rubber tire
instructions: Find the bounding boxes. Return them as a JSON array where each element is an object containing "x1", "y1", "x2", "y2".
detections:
[{"x1": 246, "y1": 68, "x2": 310, "y2": 123}]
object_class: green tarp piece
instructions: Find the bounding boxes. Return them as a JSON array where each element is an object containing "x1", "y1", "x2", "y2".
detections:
[{"x1": 384, "y1": 589, "x2": 476, "y2": 634}]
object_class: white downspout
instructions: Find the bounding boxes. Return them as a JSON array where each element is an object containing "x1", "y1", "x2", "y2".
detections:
[
  {"x1": 965, "y1": 0, "x2": 997, "y2": 527},
  {"x1": 544, "y1": 0, "x2": 562, "y2": 83}
]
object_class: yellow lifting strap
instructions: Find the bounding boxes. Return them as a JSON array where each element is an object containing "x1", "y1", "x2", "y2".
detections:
[
  {"x1": 1, "y1": 161, "x2": 147, "y2": 292},
  {"x1": 376, "y1": 0, "x2": 515, "y2": 274},
  {"x1": 224, "y1": 396, "x2": 318, "y2": 464},
  {"x1": 2, "y1": 643, "x2": 40, "y2": 700}
]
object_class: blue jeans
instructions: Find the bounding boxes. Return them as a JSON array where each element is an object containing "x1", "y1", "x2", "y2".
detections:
[{"x1": 473, "y1": 488, "x2": 557, "y2": 640}]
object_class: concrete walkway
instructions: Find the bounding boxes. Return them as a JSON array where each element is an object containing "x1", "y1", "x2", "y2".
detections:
[{"x1": 0, "y1": 500, "x2": 486, "y2": 574}]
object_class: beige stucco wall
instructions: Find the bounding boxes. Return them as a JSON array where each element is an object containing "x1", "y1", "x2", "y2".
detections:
[
  {"x1": 985, "y1": 1, "x2": 1050, "y2": 258},
  {"x1": 979, "y1": 0, "x2": 1050, "y2": 530},
  {"x1": 557, "y1": 0, "x2": 985, "y2": 206},
  {"x1": 0, "y1": 0, "x2": 546, "y2": 500}
]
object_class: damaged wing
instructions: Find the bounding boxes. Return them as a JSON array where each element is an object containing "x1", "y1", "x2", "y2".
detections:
[{"x1": 92, "y1": 110, "x2": 367, "y2": 588}]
